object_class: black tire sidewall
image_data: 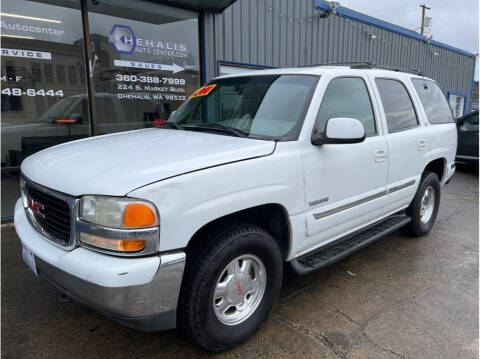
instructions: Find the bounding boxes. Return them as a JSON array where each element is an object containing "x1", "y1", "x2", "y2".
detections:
[
  {"x1": 180, "y1": 225, "x2": 283, "y2": 351},
  {"x1": 407, "y1": 172, "x2": 441, "y2": 236}
]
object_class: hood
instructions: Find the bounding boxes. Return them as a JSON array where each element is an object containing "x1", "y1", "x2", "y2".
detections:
[{"x1": 21, "y1": 128, "x2": 275, "y2": 196}]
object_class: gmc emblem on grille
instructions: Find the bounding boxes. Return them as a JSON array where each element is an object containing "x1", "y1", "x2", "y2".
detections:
[{"x1": 27, "y1": 196, "x2": 45, "y2": 219}]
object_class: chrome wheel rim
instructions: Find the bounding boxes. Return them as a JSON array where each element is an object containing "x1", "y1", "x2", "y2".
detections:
[
  {"x1": 212, "y1": 254, "x2": 267, "y2": 326},
  {"x1": 420, "y1": 186, "x2": 435, "y2": 224}
]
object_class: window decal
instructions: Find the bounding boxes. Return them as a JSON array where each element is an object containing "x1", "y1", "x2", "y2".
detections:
[{"x1": 189, "y1": 84, "x2": 216, "y2": 99}]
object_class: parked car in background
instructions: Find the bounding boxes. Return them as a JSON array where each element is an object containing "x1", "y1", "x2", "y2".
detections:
[
  {"x1": 1, "y1": 94, "x2": 170, "y2": 167},
  {"x1": 15, "y1": 65, "x2": 457, "y2": 351},
  {"x1": 456, "y1": 110, "x2": 479, "y2": 165}
]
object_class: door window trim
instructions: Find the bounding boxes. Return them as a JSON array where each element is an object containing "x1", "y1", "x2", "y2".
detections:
[
  {"x1": 312, "y1": 75, "x2": 379, "y2": 139},
  {"x1": 375, "y1": 77, "x2": 421, "y2": 134}
]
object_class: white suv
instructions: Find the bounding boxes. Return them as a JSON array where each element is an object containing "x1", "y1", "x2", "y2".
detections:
[{"x1": 14, "y1": 65, "x2": 457, "y2": 351}]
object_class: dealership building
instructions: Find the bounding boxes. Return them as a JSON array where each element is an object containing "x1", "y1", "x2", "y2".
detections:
[{"x1": 1, "y1": 0, "x2": 477, "y2": 220}]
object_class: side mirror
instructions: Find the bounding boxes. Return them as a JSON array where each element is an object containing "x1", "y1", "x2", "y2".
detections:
[{"x1": 312, "y1": 117, "x2": 366, "y2": 146}]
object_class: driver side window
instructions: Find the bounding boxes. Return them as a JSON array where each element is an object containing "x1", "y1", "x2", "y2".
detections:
[{"x1": 316, "y1": 77, "x2": 377, "y2": 136}]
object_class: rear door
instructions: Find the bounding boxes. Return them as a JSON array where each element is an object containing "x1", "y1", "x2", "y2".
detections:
[{"x1": 370, "y1": 75, "x2": 427, "y2": 214}]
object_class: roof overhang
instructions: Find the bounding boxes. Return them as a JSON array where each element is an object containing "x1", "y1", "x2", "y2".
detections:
[{"x1": 150, "y1": 0, "x2": 237, "y2": 12}]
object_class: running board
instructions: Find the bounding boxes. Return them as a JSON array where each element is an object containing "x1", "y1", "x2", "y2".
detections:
[{"x1": 290, "y1": 214, "x2": 411, "y2": 275}]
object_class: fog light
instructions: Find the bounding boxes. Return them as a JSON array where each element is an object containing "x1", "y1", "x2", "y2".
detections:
[{"x1": 79, "y1": 232, "x2": 146, "y2": 252}]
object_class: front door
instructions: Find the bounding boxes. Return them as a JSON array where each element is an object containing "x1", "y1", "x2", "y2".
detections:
[{"x1": 301, "y1": 73, "x2": 388, "y2": 254}]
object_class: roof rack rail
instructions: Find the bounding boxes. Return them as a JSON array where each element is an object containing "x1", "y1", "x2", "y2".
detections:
[
  {"x1": 350, "y1": 63, "x2": 424, "y2": 76},
  {"x1": 300, "y1": 61, "x2": 373, "y2": 68},
  {"x1": 301, "y1": 61, "x2": 424, "y2": 76}
]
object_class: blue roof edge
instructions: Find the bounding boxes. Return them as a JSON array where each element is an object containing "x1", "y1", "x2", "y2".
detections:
[{"x1": 313, "y1": 0, "x2": 475, "y2": 57}]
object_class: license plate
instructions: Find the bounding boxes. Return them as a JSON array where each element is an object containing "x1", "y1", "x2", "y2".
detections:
[{"x1": 22, "y1": 246, "x2": 37, "y2": 276}]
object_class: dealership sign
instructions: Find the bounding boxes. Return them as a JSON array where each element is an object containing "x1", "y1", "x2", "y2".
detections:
[
  {"x1": 109, "y1": 24, "x2": 136, "y2": 54},
  {"x1": 1, "y1": 48, "x2": 51, "y2": 60},
  {"x1": 113, "y1": 59, "x2": 184, "y2": 73},
  {"x1": 108, "y1": 24, "x2": 187, "y2": 57}
]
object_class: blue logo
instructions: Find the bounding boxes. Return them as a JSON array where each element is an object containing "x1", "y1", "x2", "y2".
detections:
[{"x1": 109, "y1": 24, "x2": 136, "y2": 54}]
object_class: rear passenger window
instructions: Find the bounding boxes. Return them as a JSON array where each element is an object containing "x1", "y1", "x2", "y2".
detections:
[
  {"x1": 376, "y1": 79, "x2": 418, "y2": 132},
  {"x1": 316, "y1": 77, "x2": 376, "y2": 136},
  {"x1": 411, "y1": 79, "x2": 454, "y2": 124}
]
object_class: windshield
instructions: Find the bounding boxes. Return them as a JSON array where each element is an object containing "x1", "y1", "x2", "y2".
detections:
[{"x1": 166, "y1": 74, "x2": 318, "y2": 140}]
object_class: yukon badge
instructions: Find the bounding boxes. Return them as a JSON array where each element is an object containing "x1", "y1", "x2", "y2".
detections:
[{"x1": 309, "y1": 197, "x2": 329, "y2": 207}]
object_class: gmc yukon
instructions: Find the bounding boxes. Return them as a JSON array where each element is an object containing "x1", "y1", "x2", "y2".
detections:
[{"x1": 15, "y1": 65, "x2": 457, "y2": 351}]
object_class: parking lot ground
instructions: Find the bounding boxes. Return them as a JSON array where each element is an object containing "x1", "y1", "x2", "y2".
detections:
[{"x1": 2, "y1": 166, "x2": 478, "y2": 359}]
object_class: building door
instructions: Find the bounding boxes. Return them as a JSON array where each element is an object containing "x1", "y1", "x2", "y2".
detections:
[
  {"x1": 1, "y1": 0, "x2": 89, "y2": 219},
  {"x1": 1, "y1": 0, "x2": 202, "y2": 220},
  {"x1": 86, "y1": 0, "x2": 201, "y2": 135}
]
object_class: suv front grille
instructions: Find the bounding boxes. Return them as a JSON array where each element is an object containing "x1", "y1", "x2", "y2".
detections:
[{"x1": 24, "y1": 181, "x2": 72, "y2": 245}]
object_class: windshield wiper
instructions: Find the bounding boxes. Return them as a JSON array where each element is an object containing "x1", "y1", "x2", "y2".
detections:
[
  {"x1": 159, "y1": 122, "x2": 184, "y2": 130},
  {"x1": 183, "y1": 123, "x2": 249, "y2": 137}
]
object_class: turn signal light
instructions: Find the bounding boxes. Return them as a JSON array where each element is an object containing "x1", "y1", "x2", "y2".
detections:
[
  {"x1": 123, "y1": 203, "x2": 157, "y2": 228},
  {"x1": 80, "y1": 232, "x2": 146, "y2": 252}
]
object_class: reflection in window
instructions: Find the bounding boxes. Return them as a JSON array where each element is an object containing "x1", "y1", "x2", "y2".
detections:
[
  {"x1": 31, "y1": 63, "x2": 42, "y2": 83},
  {"x1": 1, "y1": 0, "x2": 88, "y2": 219},
  {"x1": 44, "y1": 64, "x2": 54, "y2": 83},
  {"x1": 56, "y1": 65, "x2": 66, "y2": 84},
  {"x1": 317, "y1": 77, "x2": 376, "y2": 136},
  {"x1": 87, "y1": 1, "x2": 200, "y2": 134},
  {"x1": 376, "y1": 79, "x2": 418, "y2": 132},
  {"x1": 412, "y1": 79, "x2": 454, "y2": 124},
  {"x1": 68, "y1": 66, "x2": 78, "y2": 85}
]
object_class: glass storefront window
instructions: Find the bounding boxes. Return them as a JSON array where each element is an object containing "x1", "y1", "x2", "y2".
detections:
[
  {"x1": 1, "y1": 0, "x2": 88, "y2": 219},
  {"x1": 1, "y1": 1, "x2": 201, "y2": 220},
  {"x1": 87, "y1": 0, "x2": 200, "y2": 133}
]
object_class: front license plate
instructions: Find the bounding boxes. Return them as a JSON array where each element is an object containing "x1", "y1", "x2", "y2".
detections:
[{"x1": 22, "y1": 246, "x2": 37, "y2": 276}]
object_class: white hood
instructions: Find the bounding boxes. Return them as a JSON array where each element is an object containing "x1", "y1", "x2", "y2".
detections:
[{"x1": 21, "y1": 128, "x2": 275, "y2": 196}]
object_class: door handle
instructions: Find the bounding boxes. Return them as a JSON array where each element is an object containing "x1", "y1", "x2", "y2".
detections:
[
  {"x1": 417, "y1": 139, "x2": 427, "y2": 151},
  {"x1": 374, "y1": 149, "x2": 387, "y2": 162}
]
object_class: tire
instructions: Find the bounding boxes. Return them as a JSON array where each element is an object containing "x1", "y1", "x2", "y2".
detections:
[
  {"x1": 177, "y1": 223, "x2": 283, "y2": 352},
  {"x1": 403, "y1": 172, "x2": 441, "y2": 237}
]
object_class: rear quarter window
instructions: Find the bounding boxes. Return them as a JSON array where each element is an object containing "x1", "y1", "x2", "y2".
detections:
[{"x1": 411, "y1": 79, "x2": 454, "y2": 124}]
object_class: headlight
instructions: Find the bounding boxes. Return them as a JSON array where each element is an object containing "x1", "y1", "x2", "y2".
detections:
[
  {"x1": 80, "y1": 196, "x2": 158, "y2": 228},
  {"x1": 78, "y1": 196, "x2": 159, "y2": 256}
]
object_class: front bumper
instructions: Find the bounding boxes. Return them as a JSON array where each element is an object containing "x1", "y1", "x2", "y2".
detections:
[{"x1": 14, "y1": 198, "x2": 185, "y2": 331}]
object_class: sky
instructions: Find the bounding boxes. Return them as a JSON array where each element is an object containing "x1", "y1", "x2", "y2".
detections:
[{"x1": 336, "y1": 0, "x2": 479, "y2": 80}]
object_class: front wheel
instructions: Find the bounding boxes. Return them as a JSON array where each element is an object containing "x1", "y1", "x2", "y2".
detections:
[
  {"x1": 403, "y1": 172, "x2": 441, "y2": 237},
  {"x1": 177, "y1": 223, "x2": 283, "y2": 352}
]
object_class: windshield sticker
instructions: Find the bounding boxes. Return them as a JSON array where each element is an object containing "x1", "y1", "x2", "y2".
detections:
[{"x1": 189, "y1": 84, "x2": 216, "y2": 98}]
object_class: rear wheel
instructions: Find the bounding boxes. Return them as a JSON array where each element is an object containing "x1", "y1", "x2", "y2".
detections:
[
  {"x1": 178, "y1": 223, "x2": 283, "y2": 352},
  {"x1": 403, "y1": 172, "x2": 441, "y2": 237}
]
